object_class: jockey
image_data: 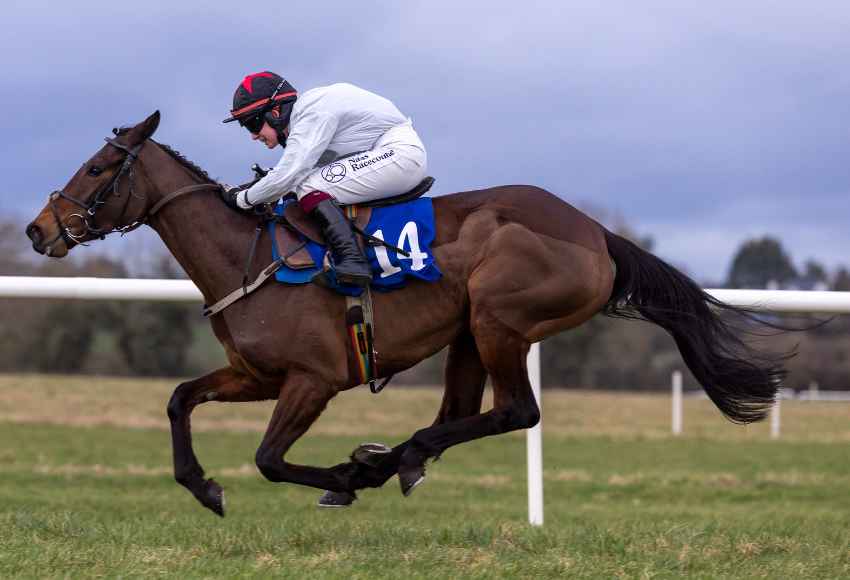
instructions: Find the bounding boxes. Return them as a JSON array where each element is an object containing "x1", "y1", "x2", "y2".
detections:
[{"x1": 222, "y1": 71, "x2": 428, "y2": 287}]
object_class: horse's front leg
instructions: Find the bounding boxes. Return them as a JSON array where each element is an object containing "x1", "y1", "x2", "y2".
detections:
[
  {"x1": 167, "y1": 367, "x2": 274, "y2": 516},
  {"x1": 254, "y1": 370, "x2": 354, "y2": 491}
]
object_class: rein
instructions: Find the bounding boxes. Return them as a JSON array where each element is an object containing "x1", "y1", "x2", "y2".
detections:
[
  {"x1": 46, "y1": 137, "x2": 221, "y2": 248},
  {"x1": 47, "y1": 133, "x2": 292, "y2": 319}
]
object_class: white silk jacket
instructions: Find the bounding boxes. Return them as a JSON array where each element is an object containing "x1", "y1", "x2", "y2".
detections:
[{"x1": 242, "y1": 83, "x2": 409, "y2": 206}]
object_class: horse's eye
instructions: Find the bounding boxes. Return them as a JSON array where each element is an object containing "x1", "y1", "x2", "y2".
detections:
[{"x1": 87, "y1": 166, "x2": 103, "y2": 177}]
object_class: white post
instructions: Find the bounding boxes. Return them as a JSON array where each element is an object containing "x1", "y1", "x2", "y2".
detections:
[
  {"x1": 770, "y1": 398, "x2": 781, "y2": 439},
  {"x1": 808, "y1": 381, "x2": 819, "y2": 401},
  {"x1": 526, "y1": 343, "x2": 543, "y2": 526},
  {"x1": 671, "y1": 370, "x2": 683, "y2": 435}
]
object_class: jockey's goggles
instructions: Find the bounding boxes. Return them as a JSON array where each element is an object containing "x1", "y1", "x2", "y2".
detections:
[{"x1": 239, "y1": 111, "x2": 267, "y2": 134}]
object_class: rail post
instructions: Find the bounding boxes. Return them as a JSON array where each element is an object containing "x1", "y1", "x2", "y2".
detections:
[
  {"x1": 671, "y1": 370, "x2": 683, "y2": 435},
  {"x1": 526, "y1": 343, "x2": 543, "y2": 526}
]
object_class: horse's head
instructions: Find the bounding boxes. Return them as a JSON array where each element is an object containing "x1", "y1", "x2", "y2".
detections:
[{"x1": 26, "y1": 111, "x2": 161, "y2": 257}]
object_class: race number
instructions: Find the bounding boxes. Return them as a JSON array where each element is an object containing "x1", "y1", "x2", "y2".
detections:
[{"x1": 372, "y1": 222, "x2": 429, "y2": 278}]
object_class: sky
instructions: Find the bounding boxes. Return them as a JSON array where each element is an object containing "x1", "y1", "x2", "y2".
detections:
[{"x1": 3, "y1": 1, "x2": 849, "y2": 284}]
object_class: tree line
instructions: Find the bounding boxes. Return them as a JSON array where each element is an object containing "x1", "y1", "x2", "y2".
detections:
[
  {"x1": 0, "y1": 220, "x2": 224, "y2": 376},
  {"x1": 2, "y1": 219, "x2": 848, "y2": 390}
]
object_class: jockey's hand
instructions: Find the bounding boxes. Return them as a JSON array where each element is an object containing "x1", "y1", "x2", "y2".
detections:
[
  {"x1": 221, "y1": 186, "x2": 245, "y2": 212},
  {"x1": 251, "y1": 202, "x2": 275, "y2": 218},
  {"x1": 221, "y1": 184, "x2": 254, "y2": 212}
]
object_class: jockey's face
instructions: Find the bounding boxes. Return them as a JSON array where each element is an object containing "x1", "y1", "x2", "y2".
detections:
[{"x1": 251, "y1": 122, "x2": 279, "y2": 149}]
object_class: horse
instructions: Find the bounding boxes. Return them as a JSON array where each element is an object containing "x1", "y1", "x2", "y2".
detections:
[{"x1": 25, "y1": 111, "x2": 787, "y2": 517}]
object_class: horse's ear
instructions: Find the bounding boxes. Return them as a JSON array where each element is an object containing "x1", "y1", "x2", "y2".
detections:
[
  {"x1": 138, "y1": 110, "x2": 161, "y2": 141},
  {"x1": 126, "y1": 110, "x2": 161, "y2": 145}
]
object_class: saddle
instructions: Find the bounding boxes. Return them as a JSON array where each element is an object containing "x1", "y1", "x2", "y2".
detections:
[{"x1": 273, "y1": 176, "x2": 435, "y2": 270}]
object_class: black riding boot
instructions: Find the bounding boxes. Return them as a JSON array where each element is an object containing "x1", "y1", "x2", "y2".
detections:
[{"x1": 311, "y1": 199, "x2": 372, "y2": 287}]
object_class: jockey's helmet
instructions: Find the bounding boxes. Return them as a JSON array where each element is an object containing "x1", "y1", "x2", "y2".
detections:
[{"x1": 223, "y1": 71, "x2": 297, "y2": 145}]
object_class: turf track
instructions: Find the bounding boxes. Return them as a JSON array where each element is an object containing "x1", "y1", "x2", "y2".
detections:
[{"x1": 1, "y1": 375, "x2": 849, "y2": 579}]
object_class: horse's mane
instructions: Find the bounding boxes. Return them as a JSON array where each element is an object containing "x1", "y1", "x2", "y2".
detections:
[
  {"x1": 153, "y1": 140, "x2": 217, "y2": 184},
  {"x1": 114, "y1": 127, "x2": 217, "y2": 184}
]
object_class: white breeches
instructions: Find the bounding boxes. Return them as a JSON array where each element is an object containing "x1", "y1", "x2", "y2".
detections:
[{"x1": 295, "y1": 121, "x2": 428, "y2": 205}]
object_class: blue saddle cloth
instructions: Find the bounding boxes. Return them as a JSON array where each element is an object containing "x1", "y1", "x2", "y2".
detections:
[{"x1": 269, "y1": 197, "x2": 442, "y2": 297}]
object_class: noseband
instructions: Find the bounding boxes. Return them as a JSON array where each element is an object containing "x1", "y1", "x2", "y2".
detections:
[{"x1": 46, "y1": 136, "x2": 220, "y2": 247}]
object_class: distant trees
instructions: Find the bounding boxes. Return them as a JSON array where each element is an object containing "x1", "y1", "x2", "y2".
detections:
[
  {"x1": 833, "y1": 268, "x2": 850, "y2": 291},
  {"x1": 0, "y1": 219, "x2": 218, "y2": 377},
  {"x1": 26, "y1": 301, "x2": 99, "y2": 372},
  {"x1": 726, "y1": 235, "x2": 847, "y2": 291},
  {"x1": 801, "y1": 259, "x2": 829, "y2": 288},
  {"x1": 116, "y1": 257, "x2": 195, "y2": 376},
  {"x1": 726, "y1": 236, "x2": 797, "y2": 288},
  {"x1": 0, "y1": 220, "x2": 26, "y2": 272}
]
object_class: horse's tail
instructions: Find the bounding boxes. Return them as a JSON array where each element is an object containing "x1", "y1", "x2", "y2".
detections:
[{"x1": 602, "y1": 229, "x2": 790, "y2": 423}]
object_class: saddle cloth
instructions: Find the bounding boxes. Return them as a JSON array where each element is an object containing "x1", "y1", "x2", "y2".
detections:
[{"x1": 269, "y1": 197, "x2": 442, "y2": 297}]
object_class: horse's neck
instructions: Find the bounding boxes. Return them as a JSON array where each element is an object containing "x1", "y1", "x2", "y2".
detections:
[{"x1": 142, "y1": 147, "x2": 258, "y2": 304}]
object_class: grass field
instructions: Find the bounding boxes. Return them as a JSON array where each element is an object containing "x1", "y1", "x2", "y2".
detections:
[{"x1": 1, "y1": 374, "x2": 850, "y2": 579}]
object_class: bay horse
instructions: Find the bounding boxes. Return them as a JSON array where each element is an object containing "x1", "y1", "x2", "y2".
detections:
[{"x1": 26, "y1": 111, "x2": 785, "y2": 516}]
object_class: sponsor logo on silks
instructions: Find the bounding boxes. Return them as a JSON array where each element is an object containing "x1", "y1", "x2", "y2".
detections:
[
  {"x1": 347, "y1": 149, "x2": 395, "y2": 172},
  {"x1": 321, "y1": 163, "x2": 347, "y2": 183}
]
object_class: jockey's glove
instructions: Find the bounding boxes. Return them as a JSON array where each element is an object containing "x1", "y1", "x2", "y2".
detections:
[{"x1": 221, "y1": 184, "x2": 253, "y2": 212}]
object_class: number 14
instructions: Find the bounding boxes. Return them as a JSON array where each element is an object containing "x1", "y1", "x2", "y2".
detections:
[{"x1": 372, "y1": 222, "x2": 428, "y2": 278}]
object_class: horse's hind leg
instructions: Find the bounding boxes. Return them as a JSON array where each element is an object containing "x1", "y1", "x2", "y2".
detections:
[
  {"x1": 167, "y1": 367, "x2": 274, "y2": 516},
  {"x1": 319, "y1": 329, "x2": 488, "y2": 506},
  {"x1": 396, "y1": 317, "x2": 539, "y2": 495},
  {"x1": 433, "y1": 329, "x2": 490, "y2": 424}
]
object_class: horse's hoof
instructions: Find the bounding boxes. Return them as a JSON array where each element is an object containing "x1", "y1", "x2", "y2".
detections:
[
  {"x1": 198, "y1": 478, "x2": 225, "y2": 517},
  {"x1": 398, "y1": 466, "x2": 426, "y2": 497},
  {"x1": 351, "y1": 442, "x2": 392, "y2": 467},
  {"x1": 317, "y1": 490, "x2": 357, "y2": 508}
]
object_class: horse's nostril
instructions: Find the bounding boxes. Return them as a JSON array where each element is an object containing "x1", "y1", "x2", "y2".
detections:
[{"x1": 26, "y1": 223, "x2": 42, "y2": 244}]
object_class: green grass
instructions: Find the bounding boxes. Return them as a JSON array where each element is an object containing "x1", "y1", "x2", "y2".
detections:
[{"x1": 1, "y1": 377, "x2": 850, "y2": 578}]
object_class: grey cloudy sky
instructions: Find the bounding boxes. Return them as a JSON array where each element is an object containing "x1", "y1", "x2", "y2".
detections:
[{"x1": 3, "y1": 1, "x2": 849, "y2": 283}]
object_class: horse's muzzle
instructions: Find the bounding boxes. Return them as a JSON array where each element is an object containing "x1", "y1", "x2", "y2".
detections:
[{"x1": 25, "y1": 222, "x2": 46, "y2": 254}]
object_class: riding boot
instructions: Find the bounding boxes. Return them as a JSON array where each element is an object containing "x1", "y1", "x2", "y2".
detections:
[{"x1": 310, "y1": 199, "x2": 372, "y2": 287}]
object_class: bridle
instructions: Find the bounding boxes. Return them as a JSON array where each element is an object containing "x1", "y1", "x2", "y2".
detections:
[{"x1": 46, "y1": 135, "x2": 220, "y2": 248}]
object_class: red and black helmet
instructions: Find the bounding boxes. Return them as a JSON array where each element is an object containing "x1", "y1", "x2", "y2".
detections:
[{"x1": 223, "y1": 71, "x2": 297, "y2": 142}]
